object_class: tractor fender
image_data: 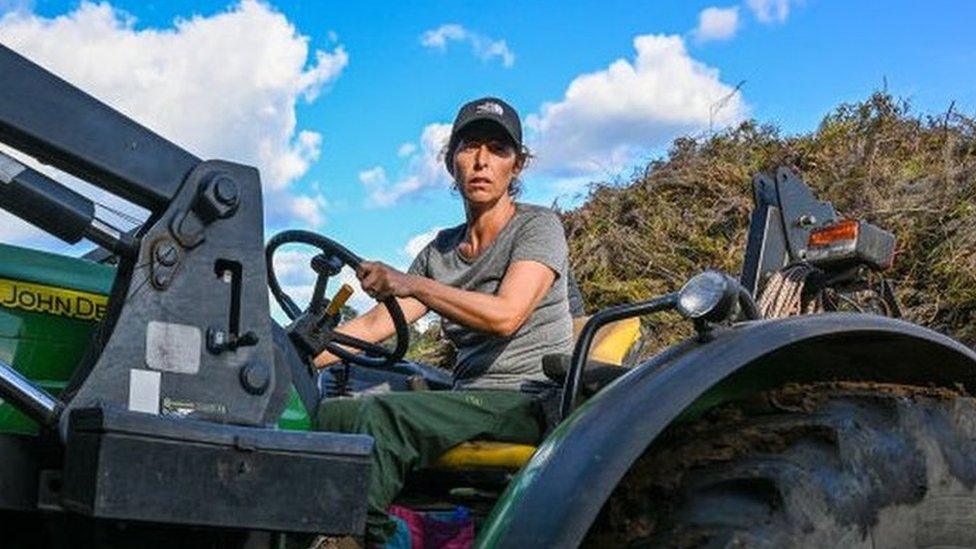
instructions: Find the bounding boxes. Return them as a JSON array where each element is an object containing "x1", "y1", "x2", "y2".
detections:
[{"x1": 477, "y1": 313, "x2": 976, "y2": 548}]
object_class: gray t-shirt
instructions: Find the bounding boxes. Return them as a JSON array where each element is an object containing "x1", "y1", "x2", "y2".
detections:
[{"x1": 408, "y1": 203, "x2": 573, "y2": 390}]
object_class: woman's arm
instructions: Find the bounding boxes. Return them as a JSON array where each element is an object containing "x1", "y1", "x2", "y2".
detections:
[
  {"x1": 312, "y1": 296, "x2": 428, "y2": 368},
  {"x1": 357, "y1": 259, "x2": 556, "y2": 338}
]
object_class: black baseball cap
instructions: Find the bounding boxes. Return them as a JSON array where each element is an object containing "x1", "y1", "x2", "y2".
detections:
[{"x1": 445, "y1": 96, "x2": 523, "y2": 174}]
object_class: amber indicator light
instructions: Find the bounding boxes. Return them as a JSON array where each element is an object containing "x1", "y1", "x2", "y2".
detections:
[{"x1": 808, "y1": 220, "x2": 859, "y2": 247}]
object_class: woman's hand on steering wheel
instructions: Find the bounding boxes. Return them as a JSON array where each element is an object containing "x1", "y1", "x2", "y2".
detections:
[{"x1": 356, "y1": 261, "x2": 415, "y2": 301}]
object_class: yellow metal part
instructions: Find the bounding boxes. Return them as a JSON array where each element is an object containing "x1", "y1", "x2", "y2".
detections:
[
  {"x1": 434, "y1": 441, "x2": 537, "y2": 469},
  {"x1": 434, "y1": 317, "x2": 642, "y2": 471},
  {"x1": 573, "y1": 316, "x2": 641, "y2": 366}
]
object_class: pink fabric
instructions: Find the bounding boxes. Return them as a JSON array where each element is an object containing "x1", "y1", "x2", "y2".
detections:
[{"x1": 389, "y1": 505, "x2": 474, "y2": 549}]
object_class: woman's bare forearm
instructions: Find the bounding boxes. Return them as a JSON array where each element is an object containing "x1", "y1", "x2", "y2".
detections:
[
  {"x1": 409, "y1": 276, "x2": 517, "y2": 336},
  {"x1": 407, "y1": 261, "x2": 553, "y2": 337}
]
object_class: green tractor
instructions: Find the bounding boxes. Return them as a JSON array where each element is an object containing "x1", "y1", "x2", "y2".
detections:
[{"x1": 2, "y1": 44, "x2": 976, "y2": 547}]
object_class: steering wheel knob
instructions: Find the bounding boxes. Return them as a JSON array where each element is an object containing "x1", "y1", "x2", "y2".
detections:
[{"x1": 311, "y1": 253, "x2": 344, "y2": 277}]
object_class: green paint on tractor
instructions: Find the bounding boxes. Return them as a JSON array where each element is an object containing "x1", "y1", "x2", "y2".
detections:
[{"x1": 0, "y1": 243, "x2": 311, "y2": 434}]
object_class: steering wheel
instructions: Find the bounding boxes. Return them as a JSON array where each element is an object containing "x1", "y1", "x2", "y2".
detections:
[{"x1": 265, "y1": 230, "x2": 409, "y2": 368}]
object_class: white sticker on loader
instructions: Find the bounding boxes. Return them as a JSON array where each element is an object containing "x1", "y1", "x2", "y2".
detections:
[
  {"x1": 128, "y1": 369, "x2": 161, "y2": 414},
  {"x1": 145, "y1": 321, "x2": 201, "y2": 374}
]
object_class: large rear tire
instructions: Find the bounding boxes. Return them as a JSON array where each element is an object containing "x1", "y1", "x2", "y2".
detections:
[{"x1": 586, "y1": 382, "x2": 976, "y2": 547}]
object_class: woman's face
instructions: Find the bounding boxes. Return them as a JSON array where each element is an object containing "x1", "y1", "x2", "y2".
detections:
[{"x1": 452, "y1": 125, "x2": 521, "y2": 206}]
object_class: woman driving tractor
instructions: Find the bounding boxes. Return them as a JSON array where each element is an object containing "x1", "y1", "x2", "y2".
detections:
[{"x1": 315, "y1": 97, "x2": 573, "y2": 543}]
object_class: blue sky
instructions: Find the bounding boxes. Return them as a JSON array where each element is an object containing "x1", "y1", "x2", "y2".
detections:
[{"x1": 2, "y1": 0, "x2": 975, "y2": 312}]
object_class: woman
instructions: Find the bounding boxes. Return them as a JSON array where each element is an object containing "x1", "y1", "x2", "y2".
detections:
[{"x1": 316, "y1": 97, "x2": 573, "y2": 543}]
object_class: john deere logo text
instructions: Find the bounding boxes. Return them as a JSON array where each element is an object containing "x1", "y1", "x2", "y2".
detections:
[{"x1": 0, "y1": 278, "x2": 107, "y2": 321}]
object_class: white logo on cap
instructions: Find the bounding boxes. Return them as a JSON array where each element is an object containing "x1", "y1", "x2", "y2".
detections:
[{"x1": 475, "y1": 101, "x2": 504, "y2": 117}]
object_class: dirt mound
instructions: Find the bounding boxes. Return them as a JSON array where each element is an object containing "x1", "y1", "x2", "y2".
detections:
[{"x1": 563, "y1": 92, "x2": 976, "y2": 351}]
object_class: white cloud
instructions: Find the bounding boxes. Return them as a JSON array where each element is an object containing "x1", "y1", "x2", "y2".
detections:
[
  {"x1": 0, "y1": 211, "x2": 41, "y2": 242},
  {"x1": 402, "y1": 226, "x2": 444, "y2": 260},
  {"x1": 420, "y1": 23, "x2": 465, "y2": 49},
  {"x1": 397, "y1": 142, "x2": 417, "y2": 157},
  {"x1": 412, "y1": 313, "x2": 436, "y2": 333},
  {"x1": 693, "y1": 6, "x2": 740, "y2": 42},
  {"x1": 271, "y1": 248, "x2": 315, "y2": 285},
  {"x1": 525, "y1": 34, "x2": 747, "y2": 177},
  {"x1": 0, "y1": 0, "x2": 347, "y2": 244},
  {"x1": 420, "y1": 23, "x2": 515, "y2": 68},
  {"x1": 287, "y1": 193, "x2": 328, "y2": 228},
  {"x1": 746, "y1": 0, "x2": 793, "y2": 23},
  {"x1": 358, "y1": 166, "x2": 388, "y2": 187},
  {"x1": 359, "y1": 123, "x2": 452, "y2": 207}
]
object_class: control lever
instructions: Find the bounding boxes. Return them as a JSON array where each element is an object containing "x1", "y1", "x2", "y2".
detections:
[
  {"x1": 207, "y1": 328, "x2": 259, "y2": 354},
  {"x1": 318, "y1": 284, "x2": 354, "y2": 329}
]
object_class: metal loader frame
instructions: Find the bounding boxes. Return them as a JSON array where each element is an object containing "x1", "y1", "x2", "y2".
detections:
[{"x1": 0, "y1": 44, "x2": 372, "y2": 535}]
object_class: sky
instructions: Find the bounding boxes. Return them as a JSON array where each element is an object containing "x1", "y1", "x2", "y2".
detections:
[{"x1": 1, "y1": 0, "x2": 975, "y2": 314}]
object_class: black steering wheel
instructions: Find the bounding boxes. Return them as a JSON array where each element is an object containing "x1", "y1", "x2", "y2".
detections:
[{"x1": 265, "y1": 230, "x2": 409, "y2": 368}]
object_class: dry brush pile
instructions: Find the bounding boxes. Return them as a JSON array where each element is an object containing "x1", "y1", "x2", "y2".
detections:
[{"x1": 563, "y1": 92, "x2": 976, "y2": 351}]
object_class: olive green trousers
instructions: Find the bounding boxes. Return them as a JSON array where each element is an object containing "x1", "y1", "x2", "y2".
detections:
[{"x1": 317, "y1": 390, "x2": 541, "y2": 542}]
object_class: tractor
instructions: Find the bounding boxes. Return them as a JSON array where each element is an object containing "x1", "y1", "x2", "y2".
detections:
[{"x1": 1, "y1": 44, "x2": 975, "y2": 547}]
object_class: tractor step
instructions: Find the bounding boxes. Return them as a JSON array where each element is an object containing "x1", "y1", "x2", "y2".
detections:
[{"x1": 59, "y1": 405, "x2": 372, "y2": 535}]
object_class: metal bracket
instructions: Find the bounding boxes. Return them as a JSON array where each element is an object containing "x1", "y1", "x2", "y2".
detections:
[
  {"x1": 773, "y1": 166, "x2": 837, "y2": 260},
  {"x1": 61, "y1": 160, "x2": 288, "y2": 432}
]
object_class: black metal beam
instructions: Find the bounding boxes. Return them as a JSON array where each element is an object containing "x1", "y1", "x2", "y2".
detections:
[{"x1": 0, "y1": 45, "x2": 200, "y2": 212}]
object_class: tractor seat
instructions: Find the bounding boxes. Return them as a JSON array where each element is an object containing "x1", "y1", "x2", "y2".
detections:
[
  {"x1": 433, "y1": 316, "x2": 641, "y2": 471},
  {"x1": 433, "y1": 440, "x2": 538, "y2": 469}
]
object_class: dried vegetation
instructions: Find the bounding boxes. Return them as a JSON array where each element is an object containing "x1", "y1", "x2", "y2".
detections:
[{"x1": 563, "y1": 92, "x2": 976, "y2": 350}]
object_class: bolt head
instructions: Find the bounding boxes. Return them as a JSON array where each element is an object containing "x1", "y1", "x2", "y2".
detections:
[
  {"x1": 213, "y1": 175, "x2": 239, "y2": 206},
  {"x1": 152, "y1": 270, "x2": 169, "y2": 288},
  {"x1": 154, "y1": 241, "x2": 179, "y2": 267},
  {"x1": 239, "y1": 363, "x2": 269, "y2": 395}
]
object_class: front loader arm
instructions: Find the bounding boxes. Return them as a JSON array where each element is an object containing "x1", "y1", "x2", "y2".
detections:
[{"x1": 0, "y1": 44, "x2": 199, "y2": 211}]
